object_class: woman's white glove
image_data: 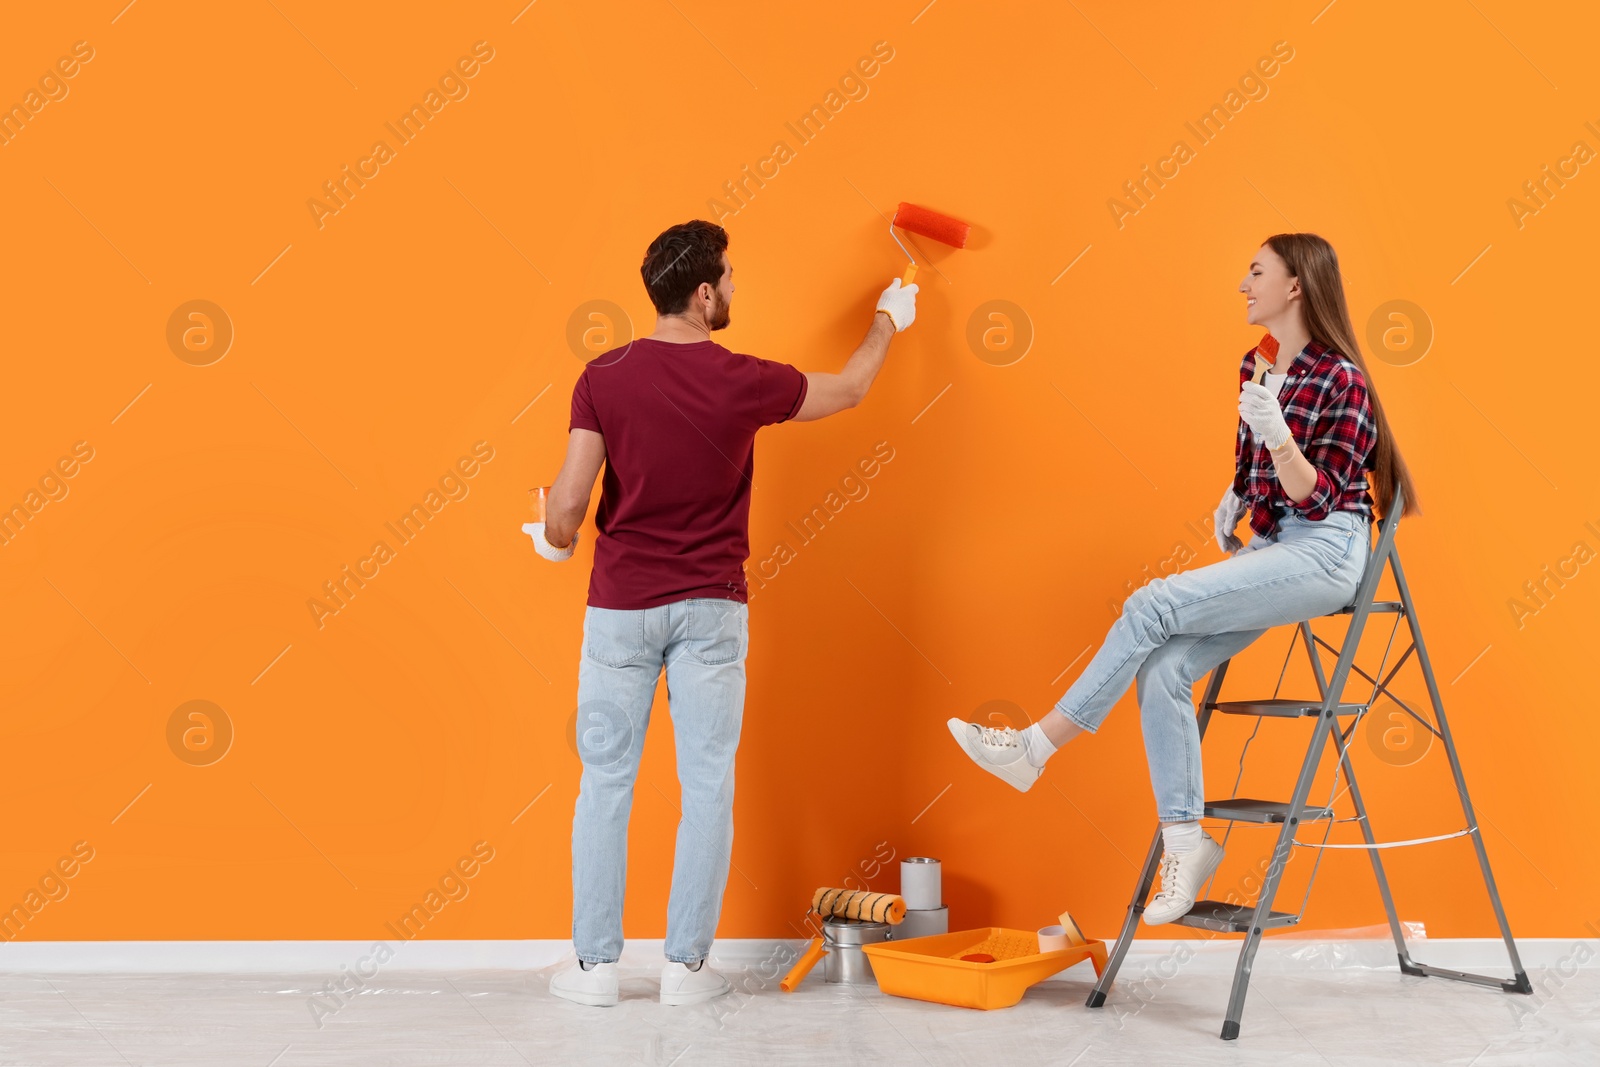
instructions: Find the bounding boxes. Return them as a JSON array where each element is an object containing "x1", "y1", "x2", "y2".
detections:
[
  {"x1": 1214, "y1": 485, "x2": 1245, "y2": 555},
  {"x1": 875, "y1": 277, "x2": 918, "y2": 332},
  {"x1": 522, "y1": 522, "x2": 576, "y2": 562},
  {"x1": 1238, "y1": 381, "x2": 1291, "y2": 450}
]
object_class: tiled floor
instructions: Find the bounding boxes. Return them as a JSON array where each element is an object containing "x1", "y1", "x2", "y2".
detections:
[{"x1": 1, "y1": 955, "x2": 1595, "y2": 1066}]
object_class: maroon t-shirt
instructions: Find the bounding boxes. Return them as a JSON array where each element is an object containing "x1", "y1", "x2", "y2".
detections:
[{"x1": 569, "y1": 338, "x2": 809, "y2": 610}]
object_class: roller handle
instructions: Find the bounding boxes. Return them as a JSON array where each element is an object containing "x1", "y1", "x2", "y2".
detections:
[
  {"x1": 901, "y1": 262, "x2": 918, "y2": 287},
  {"x1": 780, "y1": 936, "x2": 826, "y2": 992}
]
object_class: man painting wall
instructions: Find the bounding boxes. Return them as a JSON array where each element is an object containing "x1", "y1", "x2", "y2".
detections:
[{"x1": 524, "y1": 220, "x2": 919, "y2": 1007}]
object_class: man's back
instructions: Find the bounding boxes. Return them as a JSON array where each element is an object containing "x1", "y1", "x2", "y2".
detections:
[{"x1": 570, "y1": 338, "x2": 808, "y2": 610}]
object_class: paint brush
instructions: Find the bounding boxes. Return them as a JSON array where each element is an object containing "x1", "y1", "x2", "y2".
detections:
[{"x1": 1250, "y1": 333, "x2": 1280, "y2": 385}]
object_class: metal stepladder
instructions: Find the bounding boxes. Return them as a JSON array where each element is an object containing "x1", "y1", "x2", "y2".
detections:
[{"x1": 1084, "y1": 484, "x2": 1532, "y2": 1040}]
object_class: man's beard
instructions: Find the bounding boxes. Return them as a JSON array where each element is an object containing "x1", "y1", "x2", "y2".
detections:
[{"x1": 710, "y1": 292, "x2": 731, "y2": 331}]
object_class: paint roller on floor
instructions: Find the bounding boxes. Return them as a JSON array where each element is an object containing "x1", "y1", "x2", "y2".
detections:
[
  {"x1": 780, "y1": 888, "x2": 907, "y2": 992},
  {"x1": 889, "y1": 202, "x2": 971, "y2": 286}
]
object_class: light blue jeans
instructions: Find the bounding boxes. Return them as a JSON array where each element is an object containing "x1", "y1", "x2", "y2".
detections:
[
  {"x1": 1054, "y1": 511, "x2": 1370, "y2": 822},
  {"x1": 570, "y1": 597, "x2": 749, "y2": 965}
]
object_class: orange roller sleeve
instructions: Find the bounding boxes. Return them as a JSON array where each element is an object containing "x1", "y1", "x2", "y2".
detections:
[
  {"x1": 890, "y1": 203, "x2": 972, "y2": 286},
  {"x1": 892, "y1": 203, "x2": 971, "y2": 249},
  {"x1": 810, "y1": 887, "x2": 907, "y2": 924}
]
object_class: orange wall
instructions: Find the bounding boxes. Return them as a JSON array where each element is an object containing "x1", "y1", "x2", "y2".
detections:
[{"x1": 1, "y1": 2, "x2": 1595, "y2": 944}]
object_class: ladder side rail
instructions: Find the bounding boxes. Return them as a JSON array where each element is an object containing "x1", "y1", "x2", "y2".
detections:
[
  {"x1": 1387, "y1": 543, "x2": 1531, "y2": 989},
  {"x1": 1218, "y1": 495, "x2": 1402, "y2": 1039}
]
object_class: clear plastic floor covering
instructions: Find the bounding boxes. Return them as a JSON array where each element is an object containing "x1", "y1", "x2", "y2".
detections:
[{"x1": 1, "y1": 955, "x2": 1595, "y2": 1066}]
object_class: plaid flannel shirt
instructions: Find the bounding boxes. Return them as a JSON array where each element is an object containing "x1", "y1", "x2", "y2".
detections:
[{"x1": 1233, "y1": 338, "x2": 1377, "y2": 539}]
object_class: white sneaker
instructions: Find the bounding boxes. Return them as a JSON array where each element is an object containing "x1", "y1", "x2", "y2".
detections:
[
  {"x1": 946, "y1": 718, "x2": 1043, "y2": 792},
  {"x1": 1143, "y1": 834, "x2": 1225, "y2": 925},
  {"x1": 660, "y1": 960, "x2": 730, "y2": 1006},
  {"x1": 550, "y1": 959, "x2": 619, "y2": 1007}
]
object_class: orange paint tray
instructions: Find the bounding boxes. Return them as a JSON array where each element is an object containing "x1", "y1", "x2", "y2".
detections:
[{"x1": 862, "y1": 927, "x2": 1108, "y2": 1010}]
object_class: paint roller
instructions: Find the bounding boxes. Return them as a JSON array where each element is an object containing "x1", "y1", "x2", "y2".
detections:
[
  {"x1": 889, "y1": 202, "x2": 971, "y2": 287},
  {"x1": 779, "y1": 888, "x2": 907, "y2": 992}
]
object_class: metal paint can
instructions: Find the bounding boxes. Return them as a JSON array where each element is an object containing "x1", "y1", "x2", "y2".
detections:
[{"x1": 822, "y1": 917, "x2": 891, "y2": 984}]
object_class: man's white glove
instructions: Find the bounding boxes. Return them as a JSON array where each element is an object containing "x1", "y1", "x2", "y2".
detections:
[
  {"x1": 875, "y1": 277, "x2": 918, "y2": 332},
  {"x1": 1214, "y1": 485, "x2": 1245, "y2": 555},
  {"x1": 1238, "y1": 381, "x2": 1292, "y2": 451},
  {"x1": 522, "y1": 522, "x2": 577, "y2": 562}
]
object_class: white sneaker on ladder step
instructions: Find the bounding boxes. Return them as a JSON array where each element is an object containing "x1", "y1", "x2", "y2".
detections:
[
  {"x1": 946, "y1": 719, "x2": 1043, "y2": 792},
  {"x1": 1143, "y1": 834, "x2": 1225, "y2": 925}
]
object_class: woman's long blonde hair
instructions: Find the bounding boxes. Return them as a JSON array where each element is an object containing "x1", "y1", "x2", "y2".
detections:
[{"x1": 1265, "y1": 233, "x2": 1420, "y2": 520}]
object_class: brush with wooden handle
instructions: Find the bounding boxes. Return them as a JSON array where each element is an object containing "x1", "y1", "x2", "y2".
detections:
[{"x1": 1250, "y1": 333, "x2": 1280, "y2": 385}]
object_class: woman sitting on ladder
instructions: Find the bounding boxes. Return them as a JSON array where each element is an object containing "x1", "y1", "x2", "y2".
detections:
[{"x1": 948, "y1": 232, "x2": 1419, "y2": 925}]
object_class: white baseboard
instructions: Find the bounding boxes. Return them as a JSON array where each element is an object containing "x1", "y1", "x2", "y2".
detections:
[{"x1": 0, "y1": 937, "x2": 1590, "y2": 974}]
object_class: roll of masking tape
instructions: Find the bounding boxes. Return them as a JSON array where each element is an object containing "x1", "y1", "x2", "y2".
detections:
[
  {"x1": 900, "y1": 857, "x2": 942, "y2": 911},
  {"x1": 1037, "y1": 925, "x2": 1070, "y2": 953},
  {"x1": 1039, "y1": 911, "x2": 1087, "y2": 952}
]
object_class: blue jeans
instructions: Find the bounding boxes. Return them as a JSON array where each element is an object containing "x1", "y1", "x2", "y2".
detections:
[
  {"x1": 1053, "y1": 511, "x2": 1370, "y2": 822},
  {"x1": 570, "y1": 597, "x2": 749, "y2": 965}
]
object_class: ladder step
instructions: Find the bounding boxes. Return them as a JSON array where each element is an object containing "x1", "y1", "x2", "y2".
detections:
[
  {"x1": 1205, "y1": 798, "x2": 1334, "y2": 824},
  {"x1": 1209, "y1": 698, "x2": 1367, "y2": 718},
  {"x1": 1326, "y1": 600, "x2": 1404, "y2": 615},
  {"x1": 1172, "y1": 900, "x2": 1299, "y2": 934}
]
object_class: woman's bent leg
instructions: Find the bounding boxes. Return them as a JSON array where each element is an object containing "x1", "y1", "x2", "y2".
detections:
[
  {"x1": 1052, "y1": 520, "x2": 1364, "y2": 735},
  {"x1": 1135, "y1": 629, "x2": 1266, "y2": 823}
]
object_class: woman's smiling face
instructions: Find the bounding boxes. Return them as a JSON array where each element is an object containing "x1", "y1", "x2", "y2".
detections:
[{"x1": 1240, "y1": 243, "x2": 1300, "y2": 328}]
